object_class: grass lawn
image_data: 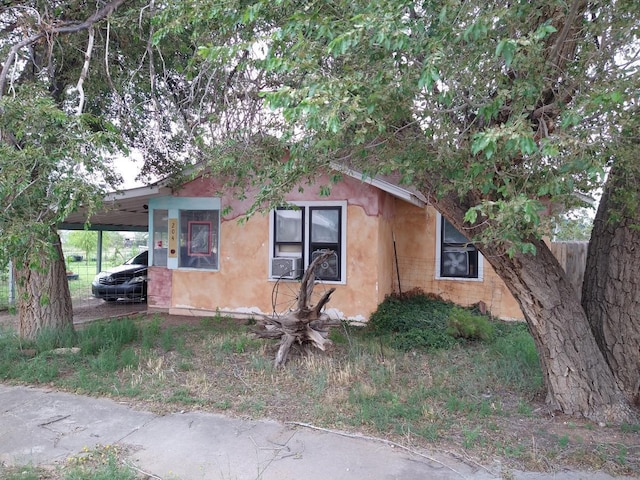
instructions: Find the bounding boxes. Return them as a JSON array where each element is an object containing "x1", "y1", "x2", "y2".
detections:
[{"x1": 0, "y1": 293, "x2": 638, "y2": 479}]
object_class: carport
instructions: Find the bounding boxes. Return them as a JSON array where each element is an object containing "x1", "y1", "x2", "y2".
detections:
[
  {"x1": 60, "y1": 182, "x2": 172, "y2": 272},
  {"x1": 2, "y1": 182, "x2": 171, "y2": 311}
]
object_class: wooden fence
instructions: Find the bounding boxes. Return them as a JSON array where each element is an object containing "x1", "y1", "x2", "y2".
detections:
[{"x1": 549, "y1": 241, "x2": 589, "y2": 300}]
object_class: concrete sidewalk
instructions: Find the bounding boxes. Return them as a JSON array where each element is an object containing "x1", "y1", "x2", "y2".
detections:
[{"x1": 0, "y1": 385, "x2": 630, "y2": 480}]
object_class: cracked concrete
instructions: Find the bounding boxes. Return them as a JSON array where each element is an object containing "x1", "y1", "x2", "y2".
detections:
[{"x1": 0, "y1": 385, "x2": 633, "y2": 480}]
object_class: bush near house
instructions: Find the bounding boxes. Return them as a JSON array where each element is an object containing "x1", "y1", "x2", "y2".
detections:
[{"x1": 367, "y1": 290, "x2": 495, "y2": 350}]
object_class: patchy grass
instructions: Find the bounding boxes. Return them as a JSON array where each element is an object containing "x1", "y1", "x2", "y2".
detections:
[
  {"x1": 0, "y1": 445, "x2": 138, "y2": 480},
  {"x1": 0, "y1": 297, "x2": 638, "y2": 478}
]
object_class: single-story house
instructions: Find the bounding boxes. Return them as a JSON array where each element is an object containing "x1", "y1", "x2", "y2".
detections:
[{"x1": 138, "y1": 168, "x2": 523, "y2": 321}]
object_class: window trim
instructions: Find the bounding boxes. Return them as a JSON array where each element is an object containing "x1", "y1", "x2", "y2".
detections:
[
  {"x1": 269, "y1": 201, "x2": 347, "y2": 284},
  {"x1": 148, "y1": 196, "x2": 221, "y2": 271},
  {"x1": 435, "y1": 213, "x2": 483, "y2": 281}
]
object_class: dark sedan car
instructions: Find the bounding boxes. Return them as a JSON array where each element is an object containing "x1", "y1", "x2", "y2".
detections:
[{"x1": 91, "y1": 250, "x2": 148, "y2": 302}]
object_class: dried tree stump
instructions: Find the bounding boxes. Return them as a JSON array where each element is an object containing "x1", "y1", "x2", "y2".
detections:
[{"x1": 253, "y1": 251, "x2": 339, "y2": 367}]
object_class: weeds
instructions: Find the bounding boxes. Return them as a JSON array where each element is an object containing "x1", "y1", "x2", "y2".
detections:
[
  {"x1": 0, "y1": 465, "x2": 46, "y2": 480},
  {"x1": 63, "y1": 445, "x2": 137, "y2": 480},
  {"x1": 0, "y1": 295, "x2": 637, "y2": 477},
  {"x1": 0, "y1": 446, "x2": 137, "y2": 480}
]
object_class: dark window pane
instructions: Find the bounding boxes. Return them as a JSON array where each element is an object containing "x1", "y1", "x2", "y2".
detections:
[
  {"x1": 441, "y1": 218, "x2": 478, "y2": 278},
  {"x1": 443, "y1": 219, "x2": 469, "y2": 244}
]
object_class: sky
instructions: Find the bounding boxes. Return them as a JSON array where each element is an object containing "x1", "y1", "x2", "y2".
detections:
[{"x1": 113, "y1": 154, "x2": 147, "y2": 189}]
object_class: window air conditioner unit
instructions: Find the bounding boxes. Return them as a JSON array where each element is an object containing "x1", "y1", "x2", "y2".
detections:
[
  {"x1": 442, "y1": 250, "x2": 470, "y2": 277},
  {"x1": 272, "y1": 257, "x2": 303, "y2": 279},
  {"x1": 311, "y1": 250, "x2": 340, "y2": 281}
]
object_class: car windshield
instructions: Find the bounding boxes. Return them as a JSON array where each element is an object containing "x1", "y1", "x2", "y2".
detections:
[{"x1": 125, "y1": 250, "x2": 148, "y2": 266}]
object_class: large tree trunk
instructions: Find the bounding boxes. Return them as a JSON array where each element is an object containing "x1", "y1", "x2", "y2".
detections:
[
  {"x1": 435, "y1": 198, "x2": 634, "y2": 423},
  {"x1": 13, "y1": 229, "x2": 74, "y2": 339},
  {"x1": 582, "y1": 168, "x2": 640, "y2": 401},
  {"x1": 482, "y1": 238, "x2": 632, "y2": 422}
]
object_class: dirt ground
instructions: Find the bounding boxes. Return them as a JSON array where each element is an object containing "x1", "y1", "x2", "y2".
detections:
[{"x1": 0, "y1": 296, "x2": 148, "y2": 331}]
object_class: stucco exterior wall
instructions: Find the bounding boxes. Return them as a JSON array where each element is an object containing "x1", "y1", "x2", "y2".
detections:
[
  {"x1": 155, "y1": 174, "x2": 386, "y2": 320},
  {"x1": 390, "y1": 202, "x2": 523, "y2": 319},
  {"x1": 148, "y1": 173, "x2": 524, "y2": 321},
  {"x1": 147, "y1": 266, "x2": 172, "y2": 308}
]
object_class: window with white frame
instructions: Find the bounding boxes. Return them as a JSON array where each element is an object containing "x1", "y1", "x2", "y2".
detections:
[
  {"x1": 436, "y1": 214, "x2": 482, "y2": 280},
  {"x1": 270, "y1": 202, "x2": 345, "y2": 282}
]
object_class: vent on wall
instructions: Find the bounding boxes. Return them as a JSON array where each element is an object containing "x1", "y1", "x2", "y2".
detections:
[{"x1": 271, "y1": 257, "x2": 303, "y2": 279}]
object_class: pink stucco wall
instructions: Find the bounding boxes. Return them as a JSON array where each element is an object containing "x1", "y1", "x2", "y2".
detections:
[
  {"x1": 149, "y1": 173, "x2": 524, "y2": 321},
  {"x1": 147, "y1": 266, "x2": 172, "y2": 309}
]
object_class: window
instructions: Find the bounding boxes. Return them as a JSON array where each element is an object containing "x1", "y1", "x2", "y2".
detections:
[
  {"x1": 179, "y1": 210, "x2": 219, "y2": 269},
  {"x1": 148, "y1": 197, "x2": 220, "y2": 271},
  {"x1": 152, "y1": 209, "x2": 168, "y2": 266},
  {"x1": 437, "y1": 215, "x2": 481, "y2": 280},
  {"x1": 270, "y1": 202, "x2": 345, "y2": 282}
]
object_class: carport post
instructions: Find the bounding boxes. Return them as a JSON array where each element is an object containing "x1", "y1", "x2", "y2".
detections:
[
  {"x1": 96, "y1": 230, "x2": 103, "y2": 273},
  {"x1": 8, "y1": 260, "x2": 14, "y2": 305}
]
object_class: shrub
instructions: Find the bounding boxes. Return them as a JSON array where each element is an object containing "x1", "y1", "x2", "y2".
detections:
[
  {"x1": 368, "y1": 292, "x2": 454, "y2": 335},
  {"x1": 367, "y1": 292, "x2": 459, "y2": 351},
  {"x1": 446, "y1": 307, "x2": 495, "y2": 341},
  {"x1": 393, "y1": 327, "x2": 458, "y2": 351}
]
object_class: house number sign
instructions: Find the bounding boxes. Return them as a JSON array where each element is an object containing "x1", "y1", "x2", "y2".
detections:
[{"x1": 168, "y1": 218, "x2": 178, "y2": 258}]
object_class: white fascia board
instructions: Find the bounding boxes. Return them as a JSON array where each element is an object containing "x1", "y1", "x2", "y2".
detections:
[
  {"x1": 104, "y1": 184, "x2": 171, "y2": 202},
  {"x1": 331, "y1": 163, "x2": 426, "y2": 208}
]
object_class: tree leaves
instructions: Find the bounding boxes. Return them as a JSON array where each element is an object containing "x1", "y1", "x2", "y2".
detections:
[
  {"x1": 148, "y1": 0, "x2": 638, "y2": 252},
  {"x1": 0, "y1": 88, "x2": 122, "y2": 268}
]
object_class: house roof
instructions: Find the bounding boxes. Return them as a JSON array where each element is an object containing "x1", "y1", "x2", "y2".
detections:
[
  {"x1": 59, "y1": 182, "x2": 172, "y2": 231},
  {"x1": 59, "y1": 166, "x2": 425, "y2": 231},
  {"x1": 331, "y1": 163, "x2": 427, "y2": 208}
]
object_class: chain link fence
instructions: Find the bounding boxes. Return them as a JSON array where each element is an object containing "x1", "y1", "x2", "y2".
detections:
[{"x1": 0, "y1": 232, "x2": 147, "y2": 311}]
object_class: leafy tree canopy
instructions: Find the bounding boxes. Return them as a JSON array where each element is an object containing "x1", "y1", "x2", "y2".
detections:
[
  {"x1": 155, "y1": 0, "x2": 639, "y2": 255},
  {"x1": 0, "y1": 87, "x2": 121, "y2": 268}
]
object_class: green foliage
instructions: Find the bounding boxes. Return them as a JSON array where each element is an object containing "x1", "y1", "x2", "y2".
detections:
[
  {"x1": 141, "y1": 317, "x2": 162, "y2": 350},
  {"x1": 33, "y1": 326, "x2": 78, "y2": 353},
  {"x1": 0, "y1": 465, "x2": 45, "y2": 480},
  {"x1": 553, "y1": 209, "x2": 594, "y2": 241},
  {"x1": 368, "y1": 292, "x2": 460, "y2": 351},
  {"x1": 63, "y1": 445, "x2": 137, "y2": 480},
  {"x1": 0, "y1": 328, "x2": 22, "y2": 371},
  {"x1": 77, "y1": 319, "x2": 140, "y2": 355},
  {"x1": 154, "y1": 0, "x2": 638, "y2": 259},
  {"x1": 66, "y1": 231, "x2": 99, "y2": 263},
  {"x1": 0, "y1": 88, "x2": 122, "y2": 270},
  {"x1": 446, "y1": 307, "x2": 495, "y2": 341},
  {"x1": 489, "y1": 322, "x2": 543, "y2": 392}
]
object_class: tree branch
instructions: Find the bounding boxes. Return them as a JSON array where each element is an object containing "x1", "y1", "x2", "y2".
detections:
[
  {"x1": 547, "y1": 0, "x2": 588, "y2": 72},
  {"x1": 0, "y1": 0, "x2": 129, "y2": 98},
  {"x1": 75, "y1": 27, "x2": 95, "y2": 115}
]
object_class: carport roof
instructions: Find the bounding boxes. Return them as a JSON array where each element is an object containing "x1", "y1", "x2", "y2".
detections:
[{"x1": 59, "y1": 183, "x2": 172, "y2": 232}]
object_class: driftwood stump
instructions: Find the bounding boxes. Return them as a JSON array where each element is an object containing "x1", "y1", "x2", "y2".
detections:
[{"x1": 253, "y1": 251, "x2": 340, "y2": 367}]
